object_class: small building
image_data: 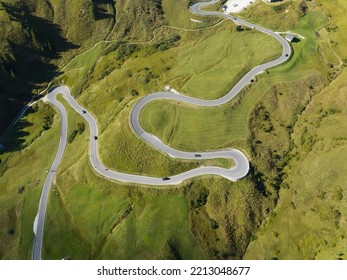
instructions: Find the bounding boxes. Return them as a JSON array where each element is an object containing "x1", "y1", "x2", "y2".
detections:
[
  {"x1": 285, "y1": 34, "x2": 295, "y2": 42},
  {"x1": 164, "y1": 85, "x2": 171, "y2": 91}
]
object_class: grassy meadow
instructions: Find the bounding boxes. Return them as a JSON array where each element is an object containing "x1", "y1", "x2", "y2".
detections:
[
  {"x1": 39, "y1": 95, "x2": 259, "y2": 260},
  {"x1": 139, "y1": 4, "x2": 328, "y2": 153},
  {"x1": 38, "y1": 5, "x2": 269, "y2": 258},
  {"x1": 244, "y1": 68, "x2": 347, "y2": 260},
  {"x1": 242, "y1": 0, "x2": 347, "y2": 259},
  {"x1": 1, "y1": 0, "x2": 347, "y2": 260},
  {"x1": 0, "y1": 102, "x2": 59, "y2": 259}
]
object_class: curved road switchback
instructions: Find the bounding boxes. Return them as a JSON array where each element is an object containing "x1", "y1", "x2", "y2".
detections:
[{"x1": 32, "y1": 0, "x2": 292, "y2": 259}]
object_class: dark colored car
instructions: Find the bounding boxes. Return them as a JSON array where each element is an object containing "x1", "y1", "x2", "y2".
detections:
[
  {"x1": 162, "y1": 177, "x2": 170, "y2": 181},
  {"x1": 94, "y1": 136, "x2": 98, "y2": 140},
  {"x1": 194, "y1": 154, "x2": 202, "y2": 157},
  {"x1": 82, "y1": 110, "x2": 86, "y2": 114}
]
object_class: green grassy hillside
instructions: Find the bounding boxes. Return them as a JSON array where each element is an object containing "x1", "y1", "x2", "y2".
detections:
[
  {"x1": 0, "y1": 0, "x2": 115, "y2": 135},
  {"x1": 1, "y1": 0, "x2": 346, "y2": 260},
  {"x1": 0, "y1": 0, "x2": 267, "y2": 260},
  {"x1": 0, "y1": 0, "x2": 168, "y2": 135},
  {"x1": 244, "y1": 68, "x2": 347, "y2": 260},
  {"x1": 243, "y1": 0, "x2": 347, "y2": 259}
]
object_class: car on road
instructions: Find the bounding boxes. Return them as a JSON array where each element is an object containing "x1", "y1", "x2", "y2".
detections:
[
  {"x1": 285, "y1": 54, "x2": 289, "y2": 57},
  {"x1": 162, "y1": 177, "x2": 170, "y2": 181},
  {"x1": 194, "y1": 154, "x2": 202, "y2": 157},
  {"x1": 94, "y1": 136, "x2": 98, "y2": 140},
  {"x1": 82, "y1": 110, "x2": 86, "y2": 114}
]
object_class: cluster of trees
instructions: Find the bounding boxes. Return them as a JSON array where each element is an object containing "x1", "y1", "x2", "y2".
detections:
[
  {"x1": 154, "y1": 34, "x2": 181, "y2": 52},
  {"x1": 255, "y1": 106, "x2": 273, "y2": 133},
  {"x1": 141, "y1": 34, "x2": 181, "y2": 57},
  {"x1": 103, "y1": 42, "x2": 138, "y2": 61},
  {"x1": 41, "y1": 103, "x2": 55, "y2": 130},
  {"x1": 103, "y1": 42, "x2": 138, "y2": 60},
  {"x1": 272, "y1": 4, "x2": 285, "y2": 13},
  {"x1": 153, "y1": 0, "x2": 163, "y2": 15},
  {"x1": 68, "y1": 122, "x2": 85, "y2": 143},
  {"x1": 103, "y1": 33, "x2": 180, "y2": 68},
  {"x1": 190, "y1": 187, "x2": 209, "y2": 208},
  {"x1": 142, "y1": 70, "x2": 159, "y2": 84},
  {"x1": 115, "y1": 44, "x2": 138, "y2": 60},
  {"x1": 98, "y1": 64, "x2": 117, "y2": 80},
  {"x1": 299, "y1": 0, "x2": 308, "y2": 17}
]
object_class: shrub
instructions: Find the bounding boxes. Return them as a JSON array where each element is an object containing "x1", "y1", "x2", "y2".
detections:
[
  {"x1": 191, "y1": 188, "x2": 209, "y2": 208},
  {"x1": 18, "y1": 186, "x2": 25, "y2": 194},
  {"x1": 42, "y1": 103, "x2": 54, "y2": 130},
  {"x1": 299, "y1": 0, "x2": 308, "y2": 17},
  {"x1": 77, "y1": 122, "x2": 85, "y2": 134},
  {"x1": 272, "y1": 5, "x2": 285, "y2": 13},
  {"x1": 68, "y1": 130, "x2": 78, "y2": 143},
  {"x1": 154, "y1": 34, "x2": 181, "y2": 52},
  {"x1": 208, "y1": 218, "x2": 219, "y2": 229},
  {"x1": 131, "y1": 89, "x2": 139, "y2": 96}
]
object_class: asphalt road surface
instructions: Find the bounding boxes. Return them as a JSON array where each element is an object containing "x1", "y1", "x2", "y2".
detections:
[{"x1": 32, "y1": 0, "x2": 292, "y2": 260}]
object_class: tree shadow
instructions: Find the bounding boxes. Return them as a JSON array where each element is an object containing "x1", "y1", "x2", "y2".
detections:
[
  {"x1": 1, "y1": 1, "x2": 78, "y2": 58},
  {"x1": 0, "y1": 1, "x2": 78, "y2": 151},
  {"x1": 0, "y1": 119, "x2": 32, "y2": 153},
  {"x1": 92, "y1": 0, "x2": 114, "y2": 20}
]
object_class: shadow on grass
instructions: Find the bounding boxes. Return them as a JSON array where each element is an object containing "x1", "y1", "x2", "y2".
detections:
[
  {"x1": 0, "y1": 1, "x2": 78, "y2": 151},
  {"x1": 1, "y1": 118, "x2": 32, "y2": 153}
]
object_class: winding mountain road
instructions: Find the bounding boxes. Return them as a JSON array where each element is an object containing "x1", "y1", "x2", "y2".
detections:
[{"x1": 32, "y1": 0, "x2": 292, "y2": 260}]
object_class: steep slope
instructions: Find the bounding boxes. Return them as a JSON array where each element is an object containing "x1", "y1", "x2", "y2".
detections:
[
  {"x1": 244, "y1": 0, "x2": 347, "y2": 259},
  {"x1": 0, "y1": 0, "x2": 116, "y2": 135},
  {"x1": 1, "y1": 0, "x2": 346, "y2": 260},
  {"x1": 0, "y1": 0, "x2": 170, "y2": 135}
]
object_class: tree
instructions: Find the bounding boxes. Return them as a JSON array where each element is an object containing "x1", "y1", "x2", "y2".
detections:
[
  {"x1": 209, "y1": 218, "x2": 219, "y2": 229},
  {"x1": 299, "y1": 0, "x2": 308, "y2": 17},
  {"x1": 131, "y1": 89, "x2": 139, "y2": 96},
  {"x1": 77, "y1": 122, "x2": 85, "y2": 134},
  {"x1": 191, "y1": 188, "x2": 209, "y2": 208},
  {"x1": 41, "y1": 103, "x2": 54, "y2": 130},
  {"x1": 68, "y1": 130, "x2": 77, "y2": 143}
]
